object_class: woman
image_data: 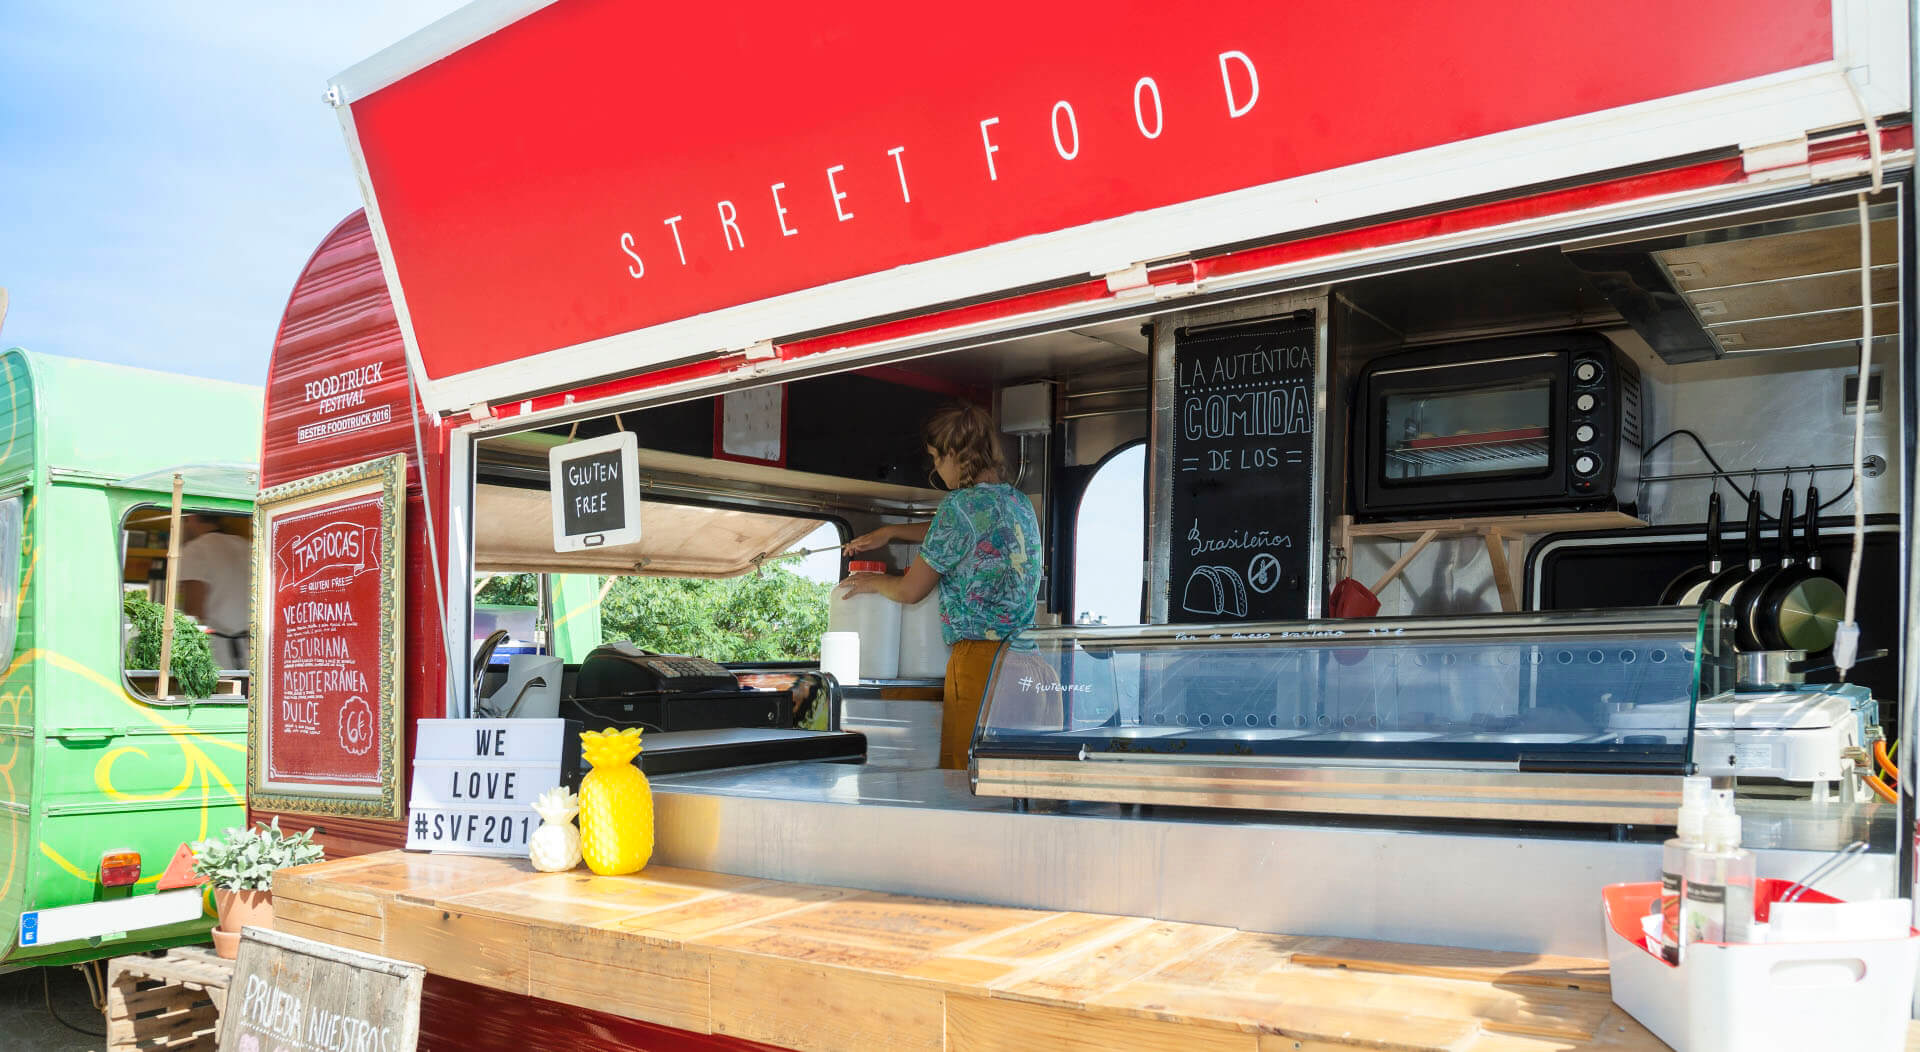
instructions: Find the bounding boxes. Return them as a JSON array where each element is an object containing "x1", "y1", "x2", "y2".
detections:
[{"x1": 840, "y1": 403, "x2": 1042, "y2": 770}]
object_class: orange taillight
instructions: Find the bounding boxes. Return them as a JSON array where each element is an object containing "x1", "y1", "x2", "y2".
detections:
[{"x1": 99, "y1": 851, "x2": 141, "y2": 888}]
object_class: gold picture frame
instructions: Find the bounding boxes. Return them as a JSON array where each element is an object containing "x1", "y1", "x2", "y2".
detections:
[{"x1": 248, "y1": 453, "x2": 407, "y2": 819}]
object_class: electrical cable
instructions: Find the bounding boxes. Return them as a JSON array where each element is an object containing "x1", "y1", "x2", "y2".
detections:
[
  {"x1": 1642, "y1": 428, "x2": 1856, "y2": 513},
  {"x1": 43, "y1": 969, "x2": 104, "y2": 1037},
  {"x1": 1866, "y1": 773, "x2": 1898, "y2": 804},
  {"x1": 1834, "y1": 193, "x2": 1874, "y2": 680}
]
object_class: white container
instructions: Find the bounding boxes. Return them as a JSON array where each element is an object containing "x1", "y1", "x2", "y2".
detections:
[
  {"x1": 1604, "y1": 881, "x2": 1920, "y2": 1052},
  {"x1": 819, "y1": 631, "x2": 861, "y2": 685},
  {"x1": 898, "y1": 591, "x2": 950, "y2": 679},
  {"x1": 828, "y1": 561, "x2": 901, "y2": 681},
  {"x1": 478, "y1": 654, "x2": 563, "y2": 719}
]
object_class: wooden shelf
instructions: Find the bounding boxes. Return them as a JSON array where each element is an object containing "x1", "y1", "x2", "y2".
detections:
[
  {"x1": 1344, "y1": 510, "x2": 1645, "y2": 542},
  {"x1": 1339, "y1": 511, "x2": 1646, "y2": 612}
]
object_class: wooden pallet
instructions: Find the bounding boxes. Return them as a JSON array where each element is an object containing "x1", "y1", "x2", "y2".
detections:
[{"x1": 105, "y1": 947, "x2": 234, "y2": 1051}]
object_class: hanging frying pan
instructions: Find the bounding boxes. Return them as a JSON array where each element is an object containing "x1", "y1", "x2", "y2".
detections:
[
  {"x1": 1757, "y1": 486, "x2": 1846, "y2": 653},
  {"x1": 1659, "y1": 491, "x2": 1722, "y2": 605},
  {"x1": 1729, "y1": 486, "x2": 1795, "y2": 651},
  {"x1": 1701, "y1": 489, "x2": 1763, "y2": 610}
]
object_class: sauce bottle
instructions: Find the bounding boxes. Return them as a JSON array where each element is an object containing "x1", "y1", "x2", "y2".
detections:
[
  {"x1": 1682, "y1": 792, "x2": 1755, "y2": 949},
  {"x1": 1659, "y1": 776, "x2": 1712, "y2": 963}
]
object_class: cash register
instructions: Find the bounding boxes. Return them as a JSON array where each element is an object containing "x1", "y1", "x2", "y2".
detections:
[{"x1": 561, "y1": 642, "x2": 866, "y2": 774}]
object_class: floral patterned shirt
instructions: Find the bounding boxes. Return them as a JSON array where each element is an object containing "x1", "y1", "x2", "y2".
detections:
[{"x1": 918, "y1": 483, "x2": 1042, "y2": 645}]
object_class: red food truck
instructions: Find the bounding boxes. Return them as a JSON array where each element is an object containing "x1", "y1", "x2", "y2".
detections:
[{"x1": 254, "y1": 2, "x2": 1919, "y2": 1048}]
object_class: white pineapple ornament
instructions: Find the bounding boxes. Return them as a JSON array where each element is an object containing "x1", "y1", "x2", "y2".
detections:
[{"x1": 528, "y1": 786, "x2": 583, "y2": 872}]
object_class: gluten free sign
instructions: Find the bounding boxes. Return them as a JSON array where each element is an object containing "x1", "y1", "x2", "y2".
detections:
[{"x1": 549, "y1": 431, "x2": 641, "y2": 552}]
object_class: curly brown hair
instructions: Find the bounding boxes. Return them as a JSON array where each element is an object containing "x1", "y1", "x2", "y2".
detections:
[{"x1": 924, "y1": 403, "x2": 1006, "y2": 488}]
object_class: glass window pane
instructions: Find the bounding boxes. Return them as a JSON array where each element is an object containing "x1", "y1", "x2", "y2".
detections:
[
  {"x1": 0, "y1": 497, "x2": 21, "y2": 663},
  {"x1": 1072, "y1": 445, "x2": 1144, "y2": 627},
  {"x1": 978, "y1": 614, "x2": 1720, "y2": 769},
  {"x1": 121, "y1": 506, "x2": 251, "y2": 701},
  {"x1": 1382, "y1": 380, "x2": 1551, "y2": 481}
]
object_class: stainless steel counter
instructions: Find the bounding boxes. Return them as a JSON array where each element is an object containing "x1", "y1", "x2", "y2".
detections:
[
  {"x1": 837, "y1": 685, "x2": 941, "y2": 769},
  {"x1": 651, "y1": 762, "x2": 1896, "y2": 958}
]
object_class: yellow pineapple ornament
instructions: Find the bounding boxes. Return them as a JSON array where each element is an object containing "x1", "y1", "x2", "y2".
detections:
[{"x1": 577, "y1": 727, "x2": 653, "y2": 875}]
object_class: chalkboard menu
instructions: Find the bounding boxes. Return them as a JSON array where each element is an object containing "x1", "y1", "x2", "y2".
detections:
[
  {"x1": 1168, "y1": 313, "x2": 1317, "y2": 624},
  {"x1": 250, "y1": 454, "x2": 407, "y2": 819}
]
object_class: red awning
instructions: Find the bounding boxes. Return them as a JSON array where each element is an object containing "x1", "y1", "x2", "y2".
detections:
[{"x1": 327, "y1": 0, "x2": 1894, "y2": 415}]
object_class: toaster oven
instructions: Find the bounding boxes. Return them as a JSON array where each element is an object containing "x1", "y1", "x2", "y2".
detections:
[{"x1": 1351, "y1": 332, "x2": 1644, "y2": 519}]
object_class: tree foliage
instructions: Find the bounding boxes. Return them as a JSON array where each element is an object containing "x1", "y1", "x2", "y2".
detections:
[
  {"x1": 600, "y1": 569, "x2": 830, "y2": 661},
  {"x1": 475, "y1": 574, "x2": 538, "y2": 607},
  {"x1": 473, "y1": 570, "x2": 831, "y2": 661}
]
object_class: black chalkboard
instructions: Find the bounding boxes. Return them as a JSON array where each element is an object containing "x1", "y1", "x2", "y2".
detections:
[
  {"x1": 1168, "y1": 312, "x2": 1317, "y2": 624},
  {"x1": 560, "y1": 448, "x2": 627, "y2": 535},
  {"x1": 549, "y1": 431, "x2": 640, "y2": 551}
]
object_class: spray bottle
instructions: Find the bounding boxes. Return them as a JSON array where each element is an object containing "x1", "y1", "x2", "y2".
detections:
[
  {"x1": 1659, "y1": 776, "x2": 1713, "y2": 963},
  {"x1": 1682, "y1": 791, "x2": 1756, "y2": 949}
]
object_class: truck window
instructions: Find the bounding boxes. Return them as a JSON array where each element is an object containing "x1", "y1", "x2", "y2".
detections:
[
  {"x1": 1073, "y1": 443, "x2": 1145, "y2": 626},
  {"x1": 475, "y1": 520, "x2": 844, "y2": 665},
  {"x1": 122, "y1": 505, "x2": 251, "y2": 702},
  {"x1": 0, "y1": 496, "x2": 20, "y2": 664}
]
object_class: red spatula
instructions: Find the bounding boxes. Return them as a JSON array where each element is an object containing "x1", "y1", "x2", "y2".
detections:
[{"x1": 1328, "y1": 528, "x2": 1440, "y2": 618}]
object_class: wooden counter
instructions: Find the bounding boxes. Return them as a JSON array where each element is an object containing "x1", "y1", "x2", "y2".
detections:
[{"x1": 275, "y1": 851, "x2": 1706, "y2": 1051}]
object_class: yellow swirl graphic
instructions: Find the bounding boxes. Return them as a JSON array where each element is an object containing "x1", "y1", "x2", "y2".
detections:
[{"x1": 13, "y1": 648, "x2": 245, "y2": 902}]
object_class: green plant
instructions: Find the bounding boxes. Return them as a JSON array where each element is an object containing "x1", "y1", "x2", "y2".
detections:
[
  {"x1": 599, "y1": 568, "x2": 831, "y2": 661},
  {"x1": 190, "y1": 818, "x2": 323, "y2": 891},
  {"x1": 123, "y1": 592, "x2": 219, "y2": 698}
]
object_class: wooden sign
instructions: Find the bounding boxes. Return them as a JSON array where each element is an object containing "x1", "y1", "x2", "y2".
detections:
[
  {"x1": 249, "y1": 454, "x2": 407, "y2": 819},
  {"x1": 218, "y1": 927, "x2": 423, "y2": 1052},
  {"x1": 549, "y1": 431, "x2": 641, "y2": 551},
  {"x1": 405, "y1": 718, "x2": 579, "y2": 856},
  {"x1": 1168, "y1": 313, "x2": 1318, "y2": 624}
]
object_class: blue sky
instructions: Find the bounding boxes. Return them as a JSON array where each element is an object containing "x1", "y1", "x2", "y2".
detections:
[
  {"x1": 1, "y1": 5, "x2": 1147, "y2": 623},
  {"x1": 0, "y1": 3, "x2": 463, "y2": 385}
]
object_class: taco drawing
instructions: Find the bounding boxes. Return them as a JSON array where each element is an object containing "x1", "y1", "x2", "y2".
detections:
[{"x1": 1181, "y1": 565, "x2": 1248, "y2": 617}]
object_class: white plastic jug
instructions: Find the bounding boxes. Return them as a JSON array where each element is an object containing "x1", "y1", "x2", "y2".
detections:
[
  {"x1": 898, "y1": 591, "x2": 951, "y2": 679},
  {"x1": 828, "y1": 561, "x2": 902, "y2": 681}
]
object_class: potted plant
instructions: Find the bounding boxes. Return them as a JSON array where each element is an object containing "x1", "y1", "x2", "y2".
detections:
[{"x1": 191, "y1": 817, "x2": 323, "y2": 958}]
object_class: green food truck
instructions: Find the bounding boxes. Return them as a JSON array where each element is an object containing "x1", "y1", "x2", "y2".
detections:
[{"x1": 0, "y1": 347, "x2": 261, "y2": 968}]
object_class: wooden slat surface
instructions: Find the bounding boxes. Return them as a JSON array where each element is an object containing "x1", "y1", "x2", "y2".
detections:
[{"x1": 267, "y1": 851, "x2": 1907, "y2": 1052}]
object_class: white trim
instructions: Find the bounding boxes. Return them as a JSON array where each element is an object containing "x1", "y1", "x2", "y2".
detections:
[
  {"x1": 18, "y1": 889, "x2": 203, "y2": 949},
  {"x1": 445, "y1": 433, "x2": 474, "y2": 718},
  {"x1": 345, "y1": 62, "x2": 1894, "y2": 416},
  {"x1": 330, "y1": 0, "x2": 558, "y2": 104},
  {"x1": 449, "y1": 156, "x2": 1906, "y2": 443}
]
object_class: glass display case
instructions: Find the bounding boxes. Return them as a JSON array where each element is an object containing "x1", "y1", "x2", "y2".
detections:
[{"x1": 971, "y1": 606, "x2": 1736, "y2": 823}]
